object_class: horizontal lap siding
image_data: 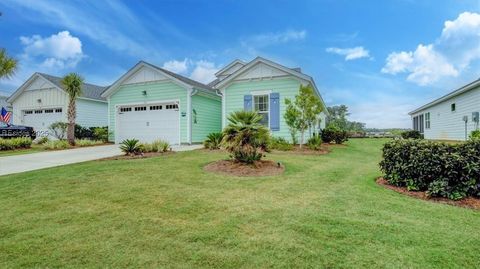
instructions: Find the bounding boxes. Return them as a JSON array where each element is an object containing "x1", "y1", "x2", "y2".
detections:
[
  {"x1": 76, "y1": 99, "x2": 108, "y2": 127},
  {"x1": 108, "y1": 81, "x2": 187, "y2": 142},
  {"x1": 12, "y1": 88, "x2": 68, "y2": 125},
  {"x1": 224, "y1": 77, "x2": 301, "y2": 142},
  {"x1": 191, "y1": 94, "x2": 222, "y2": 143},
  {"x1": 412, "y1": 86, "x2": 480, "y2": 141}
]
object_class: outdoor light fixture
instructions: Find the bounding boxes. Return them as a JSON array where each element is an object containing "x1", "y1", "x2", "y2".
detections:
[
  {"x1": 37, "y1": 98, "x2": 42, "y2": 103},
  {"x1": 142, "y1": 90, "x2": 147, "y2": 96}
]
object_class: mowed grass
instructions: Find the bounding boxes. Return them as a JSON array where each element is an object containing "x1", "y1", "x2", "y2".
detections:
[{"x1": 0, "y1": 139, "x2": 479, "y2": 268}]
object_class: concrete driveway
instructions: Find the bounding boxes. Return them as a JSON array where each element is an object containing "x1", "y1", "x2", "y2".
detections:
[{"x1": 0, "y1": 144, "x2": 202, "y2": 176}]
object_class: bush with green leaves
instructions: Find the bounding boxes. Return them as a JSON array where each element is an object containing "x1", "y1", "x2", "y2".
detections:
[
  {"x1": 142, "y1": 139, "x2": 170, "y2": 153},
  {"x1": 0, "y1": 137, "x2": 32, "y2": 150},
  {"x1": 269, "y1": 136, "x2": 294, "y2": 151},
  {"x1": 400, "y1": 130, "x2": 423, "y2": 139},
  {"x1": 203, "y1": 132, "x2": 223, "y2": 150},
  {"x1": 119, "y1": 139, "x2": 144, "y2": 156},
  {"x1": 75, "y1": 139, "x2": 104, "y2": 147},
  {"x1": 321, "y1": 125, "x2": 348, "y2": 144},
  {"x1": 307, "y1": 133, "x2": 323, "y2": 150},
  {"x1": 470, "y1": 130, "x2": 480, "y2": 140},
  {"x1": 49, "y1": 122, "x2": 68, "y2": 140},
  {"x1": 93, "y1": 127, "x2": 109, "y2": 142},
  {"x1": 34, "y1": 136, "x2": 49, "y2": 145},
  {"x1": 379, "y1": 139, "x2": 480, "y2": 200},
  {"x1": 222, "y1": 111, "x2": 270, "y2": 163},
  {"x1": 43, "y1": 140, "x2": 70, "y2": 150}
]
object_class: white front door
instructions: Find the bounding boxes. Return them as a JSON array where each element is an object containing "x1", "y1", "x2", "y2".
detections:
[
  {"x1": 116, "y1": 102, "x2": 180, "y2": 144},
  {"x1": 22, "y1": 108, "x2": 64, "y2": 137}
]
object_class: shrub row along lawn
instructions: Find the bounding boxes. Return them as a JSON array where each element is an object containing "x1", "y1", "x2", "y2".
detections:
[{"x1": 0, "y1": 139, "x2": 479, "y2": 268}]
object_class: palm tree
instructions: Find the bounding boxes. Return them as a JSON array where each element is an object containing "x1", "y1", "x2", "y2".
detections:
[
  {"x1": 222, "y1": 110, "x2": 270, "y2": 163},
  {"x1": 61, "y1": 73, "x2": 83, "y2": 145},
  {"x1": 0, "y1": 48, "x2": 18, "y2": 79}
]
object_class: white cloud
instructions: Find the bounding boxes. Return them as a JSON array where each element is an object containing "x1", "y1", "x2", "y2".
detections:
[
  {"x1": 162, "y1": 59, "x2": 188, "y2": 74},
  {"x1": 190, "y1": 60, "x2": 219, "y2": 84},
  {"x1": 241, "y1": 29, "x2": 307, "y2": 51},
  {"x1": 20, "y1": 31, "x2": 84, "y2": 69},
  {"x1": 382, "y1": 12, "x2": 480, "y2": 86},
  {"x1": 326, "y1": 46, "x2": 371, "y2": 61}
]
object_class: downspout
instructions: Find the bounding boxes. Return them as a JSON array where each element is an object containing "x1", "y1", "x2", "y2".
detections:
[
  {"x1": 216, "y1": 89, "x2": 225, "y2": 129},
  {"x1": 187, "y1": 89, "x2": 198, "y2": 145}
]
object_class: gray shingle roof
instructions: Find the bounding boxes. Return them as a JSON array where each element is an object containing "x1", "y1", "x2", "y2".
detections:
[
  {"x1": 140, "y1": 61, "x2": 216, "y2": 94},
  {"x1": 38, "y1": 73, "x2": 108, "y2": 101}
]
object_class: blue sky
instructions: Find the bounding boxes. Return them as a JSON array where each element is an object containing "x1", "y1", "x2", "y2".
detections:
[{"x1": 1, "y1": 0, "x2": 480, "y2": 128}]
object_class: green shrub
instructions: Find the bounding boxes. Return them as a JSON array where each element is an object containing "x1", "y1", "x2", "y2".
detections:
[
  {"x1": 401, "y1": 130, "x2": 423, "y2": 139},
  {"x1": 269, "y1": 137, "x2": 294, "y2": 151},
  {"x1": 75, "y1": 139, "x2": 104, "y2": 147},
  {"x1": 43, "y1": 140, "x2": 70, "y2": 150},
  {"x1": 307, "y1": 134, "x2": 323, "y2": 150},
  {"x1": 142, "y1": 140, "x2": 170, "y2": 153},
  {"x1": 34, "y1": 136, "x2": 49, "y2": 145},
  {"x1": 222, "y1": 111, "x2": 270, "y2": 163},
  {"x1": 379, "y1": 139, "x2": 480, "y2": 200},
  {"x1": 0, "y1": 137, "x2": 32, "y2": 150},
  {"x1": 470, "y1": 130, "x2": 480, "y2": 140},
  {"x1": 203, "y1": 132, "x2": 223, "y2": 150},
  {"x1": 49, "y1": 122, "x2": 68, "y2": 140},
  {"x1": 93, "y1": 127, "x2": 109, "y2": 142},
  {"x1": 119, "y1": 139, "x2": 143, "y2": 155},
  {"x1": 321, "y1": 125, "x2": 348, "y2": 144}
]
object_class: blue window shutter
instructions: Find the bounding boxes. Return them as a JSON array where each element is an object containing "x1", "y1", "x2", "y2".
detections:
[
  {"x1": 244, "y1": 95, "x2": 252, "y2": 111},
  {"x1": 270, "y1": 92, "x2": 280, "y2": 131}
]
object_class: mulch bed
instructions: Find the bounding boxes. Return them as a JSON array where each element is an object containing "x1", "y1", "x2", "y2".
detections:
[
  {"x1": 377, "y1": 177, "x2": 480, "y2": 210},
  {"x1": 204, "y1": 159, "x2": 285, "y2": 177},
  {"x1": 99, "y1": 151, "x2": 175, "y2": 161}
]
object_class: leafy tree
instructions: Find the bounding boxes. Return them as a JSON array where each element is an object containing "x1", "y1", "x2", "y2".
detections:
[
  {"x1": 222, "y1": 111, "x2": 270, "y2": 163},
  {"x1": 0, "y1": 48, "x2": 18, "y2": 79},
  {"x1": 327, "y1": 105, "x2": 366, "y2": 133},
  {"x1": 283, "y1": 85, "x2": 323, "y2": 147},
  {"x1": 61, "y1": 73, "x2": 83, "y2": 146}
]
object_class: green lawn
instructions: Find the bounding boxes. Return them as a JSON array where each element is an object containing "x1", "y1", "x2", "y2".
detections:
[
  {"x1": 0, "y1": 139, "x2": 479, "y2": 268},
  {"x1": 0, "y1": 144, "x2": 44, "y2": 157}
]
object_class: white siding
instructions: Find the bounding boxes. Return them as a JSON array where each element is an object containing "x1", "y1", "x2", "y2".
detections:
[
  {"x1": 12, "y1": 77, "x2": 68, "y2": 125},
  {"x1": 76, "y1": 99, "x2": 108, "y2": 127},
  {"x1": 412, "y1": 85, "x2": 480, "y2": 141}
]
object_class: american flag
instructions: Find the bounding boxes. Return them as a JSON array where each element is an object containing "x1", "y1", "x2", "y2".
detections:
[{"x1": 0, "y1": 107, "x2": 12, "y2": 124}]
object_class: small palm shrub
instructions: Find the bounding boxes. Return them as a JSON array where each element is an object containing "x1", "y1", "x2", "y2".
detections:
[
  {"x1": 0, "y1": 137, "x2": 32, "y2": 150},
  {"x1": 43, "y1": 140, "x2": 70, "y2": 150},
  {"x1": 204, "y1": 132, "x2": 223, "y2": 150},
  {"x1": 307, "y1": 133, "x2": 323, "y2": 150},
  {"x1": 470, "y1": 130, "x2": 480, "y2": 140},
  {"x1": 401, "y1": 130, "x2": 423, "y2": 139},
  {"x1": 120, "y1": 139, "x2": 143, "y2": 155},
  {"x1": 269, "y1": 137, "x2": 293, "y2": 151},
  {"x1": 222, "y1": 111, "x2": 270, "y2": 164}
]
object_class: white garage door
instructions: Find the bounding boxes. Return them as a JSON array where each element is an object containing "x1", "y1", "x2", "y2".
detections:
[
  {"x1": 117, "y1": 103, "x2": 180, "y2": 144},
  {"x1": 23, "y1": 108, "x2": 63, "y2": 137}
]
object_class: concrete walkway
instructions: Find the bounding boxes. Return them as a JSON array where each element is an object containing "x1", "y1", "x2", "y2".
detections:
[{"x1": 0, "y1": 144, "x2": 203, "y2": 176}]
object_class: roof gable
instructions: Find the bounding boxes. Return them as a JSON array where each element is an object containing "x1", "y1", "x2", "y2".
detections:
[
  {"x1": 214, "y1": 59, "x2": 245, "y2": 77},
  {"x1": 235, "y1": 62, "x2": 291, "y2": 80},
  {"x1": 122, "y1": 65, "x2": 169, "y2": 85}
]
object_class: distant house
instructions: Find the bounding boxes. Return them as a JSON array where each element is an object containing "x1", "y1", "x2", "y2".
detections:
[
  {"x1": 7, "y1": 73, "x2": 108, "y2": 136},
  {"x1": 409, "y1": 78, "x2": 480, "y2": 141}
]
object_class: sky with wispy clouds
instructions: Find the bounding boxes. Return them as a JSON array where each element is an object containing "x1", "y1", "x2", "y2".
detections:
[{"x1": 1, "y1": 0, "x2": 480, "y2": 128}]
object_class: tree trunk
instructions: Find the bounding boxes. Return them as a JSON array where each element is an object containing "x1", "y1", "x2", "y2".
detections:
[
  {"x1": 67, "y1": 98, "x2": 76, "y2": 146},
  {"x1": 300, "y1": 130, "x2": 305, "y2": 148}
]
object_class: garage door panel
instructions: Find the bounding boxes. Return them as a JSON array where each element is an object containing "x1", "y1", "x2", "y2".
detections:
[
  {"x1": 22, "y1": 108, "x2": 63, "y2": 137},
  {"x1": 117, "y1": 103, "x2": 180, "y2": 144}
]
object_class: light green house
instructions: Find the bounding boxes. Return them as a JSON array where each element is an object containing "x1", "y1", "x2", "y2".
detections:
[
  {"x1": 212, "y1": 57, "x2": 328, "y2": 142},
  {"x1": 101, "y1": 61, "x2": 221, "y2": 144},
  {"x1": 102, "y1": 57, "x2": 327, "y2": 144}
]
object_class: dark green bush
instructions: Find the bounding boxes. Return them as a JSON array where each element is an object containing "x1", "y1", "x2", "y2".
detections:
[
  {"x1": 270, "y1": 137, "x2": 294, "y2": 151},
  {"x1": 321, "y1": 125, "x2": 348, "y2": 144},
  {"x1": 203, "y1": 132, "x2": 223, "y2": 150},
  {"x1": 401, "y1": 130, "x2": 423, "y2": 139},
  {"x1": 74, "y1": 125, "x2": 108, "y2": 140},
  {"x1": 379, "y1": 139, "x2": 480, "y2": 200},
  {"x1": 306, "y1": 134, "x2": 322, "y2": 150},
  {"x1": 470, "y1": 130, "x2": 480, "y2": 140}
]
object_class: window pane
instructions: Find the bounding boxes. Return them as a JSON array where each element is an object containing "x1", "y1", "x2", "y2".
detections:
[{"x1": 259, "y1": 112, "x2": 268, "y2": 126}]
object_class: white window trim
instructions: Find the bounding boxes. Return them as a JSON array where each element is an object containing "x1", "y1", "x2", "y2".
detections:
[{"x1": 252, "y1": 92, "x2": 270, "y2": 128}]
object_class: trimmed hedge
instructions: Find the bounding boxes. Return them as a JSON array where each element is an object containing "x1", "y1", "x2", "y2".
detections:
[
  {"x1": 0, "y1": 137, "x2": 33, "y2": 150},
  {"x1": 380, "y1": 139, "x2": 480, "y2": 200},
  {"x1": 401, "y1": 130, "x2": 423, "y2": 139},
  {"x1": 321, "y1": 125, "x2": 348, "y2": 144}
]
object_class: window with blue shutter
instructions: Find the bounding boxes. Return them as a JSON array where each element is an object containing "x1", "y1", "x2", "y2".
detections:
[
  {"x1": 270, "y1": 92, "x2": 280, "y2": 131},
  {"x1": 244, "y1": 95, "x2": 252, "y2": 111}
]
